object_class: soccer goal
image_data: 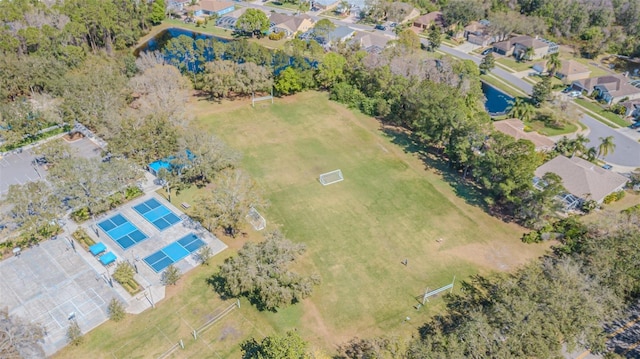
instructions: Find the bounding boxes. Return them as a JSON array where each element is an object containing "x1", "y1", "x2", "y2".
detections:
[
  {"x1": 251, "y1": 89, "x2": 274, "y2": 108},
  {"x1": 319, "y1": 169, "x2": 344, "y2": 186},
  {"x1": 245, "y1": 207, "x2": 266, "y2": 231}
]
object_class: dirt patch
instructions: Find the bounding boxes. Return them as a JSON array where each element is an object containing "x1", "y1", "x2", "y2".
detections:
[
  {"x1": 444, "y1": 240, "x2": 550, "y2": 272},
  {"x1": 62, "y1": 131, "x2": 85, "y2": 142},
  {"x1": 301, "y1": 299, "x2": 346, "y2": 348}
]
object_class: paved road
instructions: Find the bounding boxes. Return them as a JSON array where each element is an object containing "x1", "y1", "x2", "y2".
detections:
[{"x1": 437, "y1": 45, "x2": 640, "y2": 167}]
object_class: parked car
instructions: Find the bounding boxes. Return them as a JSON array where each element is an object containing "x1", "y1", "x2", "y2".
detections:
[
  {"x1": 569, "y1": 91, "x2": 582, "y2": 98},
  {"x1": 481, "y1": 48, "x2": 493, "y2": 56},
  {"x1": 562, "y1": 86, "x2": 571, "y2": 93},
  {"x1": 630, "y1": 121, "x2": 640, "y2": 129},
  {"x1": 374, "y1": 24, "x2": 386, "y2": 31},
  {"x1": 602, "y1": 164, "x2": 613, "y2": 170}
]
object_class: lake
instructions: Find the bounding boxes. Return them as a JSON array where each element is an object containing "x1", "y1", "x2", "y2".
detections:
[{"x1": 482, "y1": 81, "x2": 514, "y2": 116}]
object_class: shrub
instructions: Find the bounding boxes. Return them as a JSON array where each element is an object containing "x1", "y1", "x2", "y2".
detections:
[
  {"x1": 72, "y1": 228, "x2": 95, "y2": 250},
  {"x1": 67, "y1": 320, "x2": 83, "y2": 346},
  {"x1": 581, "y1": 199, "x2": 598, "y2": 213},
  {"x1": 71, "y1": 207, "x2": 90, "y2": 223},
  {"x1": 162, "y1": 264, "x2": 182, "y2": 285},
  {"x1": 268, "y1": 31, "x2": 285, "y2": 40},
  {"x1": 603, "y1": 190, "x2": 625, "y2": 204},
  {"x1": 198, "y1": 245, "x2": 212, "y2": 265},
  {"x1": 521, "y1": 231, "x2": 541, "y2": 243},
  {"x1": 108, "y1": 298, "x2": 126, "y2": 322},
  {"x1": 125, "y1": 186, "x2": 143, "y2": 200},
  {"x1": 113, "y1": 262, "x2": 135, "y2": 285}
]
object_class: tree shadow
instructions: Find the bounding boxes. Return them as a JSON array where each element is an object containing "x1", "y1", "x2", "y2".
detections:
[{"x1": 380, "y1": 125, "x2": 491, "y2": 214}]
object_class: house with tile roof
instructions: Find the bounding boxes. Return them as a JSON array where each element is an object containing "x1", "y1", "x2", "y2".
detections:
[
  {"x1": 351, "y1": 32, "x2": 392, "y2": 54},
  {"x1": 493, "y1": 35, "x2": 558, "y2": 60},
  {"x1": 572, "y1": 74, "x2": 640, "y2": 104},
  {"x1": 534, "y1": 155, "x2": 628, "y2": 207},
  {"x1": 493, "y1": 119, "x2": 555, "y2": 151},
  {"x1": 269, "y1": 13, "x2": 315, "y2": 38}
]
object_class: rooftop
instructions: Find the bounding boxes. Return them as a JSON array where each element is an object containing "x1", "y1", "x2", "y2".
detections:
[
  {"x1": 575, "y1": 74, "x2": 640, "y2": 98},
  {"x1": 492, "y1": 119, "x2": 555, "y2": 151},
  {"x1": 534, "y1": 155, "x2": 628, "y2": 203}
]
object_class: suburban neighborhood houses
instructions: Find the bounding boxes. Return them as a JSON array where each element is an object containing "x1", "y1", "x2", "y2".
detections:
[{"x1": 3, "y1": 0, "x2": 640, "y2": 358}]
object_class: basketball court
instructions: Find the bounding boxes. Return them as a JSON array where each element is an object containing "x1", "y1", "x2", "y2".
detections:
[{"x1": 0, "y1": 238, "x2": 124, "y2": 356}]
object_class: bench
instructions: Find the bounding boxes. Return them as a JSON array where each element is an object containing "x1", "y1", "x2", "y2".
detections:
[{"x1": 181, "y1": 202, "x2": 191, "y2": 209}]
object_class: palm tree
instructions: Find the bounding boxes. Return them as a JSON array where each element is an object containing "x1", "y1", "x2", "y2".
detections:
[
  {"x1": 524, "y1": 47, "x2": 535, "y2": 61},
  {"x1": 572, "y1": 133, "x2": 590, "y2": 157},
  {"x1": 339, "y1": 0, "x2": 350, "y2": 15},
  {"x1": 508, "y1": 98, "x2": 535, "y2": 122},
  {"x1": 547, "y1": 53, "x2": 561, "y2": 77},
  {"x1": 597, "y1": 136, "x2": 616, "y2": 159},
  {"x1": 585, "y1": 146, "x2": 597, "y2": 161}
]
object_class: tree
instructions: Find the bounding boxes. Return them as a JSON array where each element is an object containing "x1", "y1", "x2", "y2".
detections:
[
  {"x1": 193, "y1": 168, "x2": 264, "y2": 236},
  {"x1": 275, "y1": 67, "x2": 304, "y2": 96},
  {"x1": 0, "y1": 308, "x2": 45, "y2": 358},
  {"x1": 33, "y1": 140, "x2": 76, "y2": 169},
  {"x1": 547, "y1": 53, "x2": 561, "y2": 77},
  {"x1": 67, "y1": 320, "x2": 83, "y2": 346},
  {"x1": 113, "y1": 262, "x2": 135, "y2": 285},
  {"x1": 107, "y1": 298, "x2": 126, "y2": 322},
  {"x1": 315, "y1": 52, "x2": 346, "y2": 89},
  {"x1": 149, "y1": 0, "x2": 166, "y2": 25},
  {"x1": 237, "y1": 62, "x2": 273, "y2": 95},
  {"x1": 585, "y1": 146, "x2": 598, "y2": 161},
  {"x1": 313, "y1": 19, "x2": 336, "y2": 39},
  {"x1": 202, "y1": 60, "x2": 240, "y2": 98},
  {"x1": 517, "y1": 172, "x2": 565, "y2": 229},
  {"x1": 241, "y1": 331, "x2": 309, "y2": 359},
  {"x1": 198, "y1": 245, "x2": 213, "y2": 265},
  {"x1": 508, "y1": 98, "x2": 535, "y2": 122},
  {"x1": 441, "y1": 0, "x2": 484, "y2": 27},
  {"x1": 427, "y1": 26, "x2": 442, "y2": 51},
  {"x1": 4, "y1": 181, "x2": 62, "y2": 235},
  {"x1": 128, "y1": 64, "x2": 192, "y2": 126},
  {"x1": 597, "y1": 135, "x2": 616, "y2": 158},
  {"x1": 479, "y1": 53, "x2": 495, "y2": 74},
  {"x1": 396, "y1": 28, "x2": 421, "y2": 51},
  {"x1": 523, "y1": 46, "x2": 535, "y2": 61},
  {"x1": 531, "y1": 75, "x2": 552, "y2": 105},
  {"x1": 212, "y1": 230, "x2": 320, "y2": 311},
  {"x1": 235, "y1": 9, "x2": 270, "y2": 37},
  {"x1": 162, "y1": 264, "x2": 182, "y2": 285}
]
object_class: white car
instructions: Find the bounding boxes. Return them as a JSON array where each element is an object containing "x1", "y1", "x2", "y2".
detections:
[{"x1": 568, "y1": 91, "x2": 581, "y2": 98}]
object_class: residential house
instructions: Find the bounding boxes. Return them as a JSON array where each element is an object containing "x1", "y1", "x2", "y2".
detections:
[
  {"x1": 412, "y1": 11, "x2": 443, "y2": 31},
  {"x1": 323, "y1": 26, "x2": 355, "y2": 45},
  {"x1": 269, "y1": 13, "x2": 315, "y2": 38},
  {"x1": 493, "y1": 35, "x2": 558, "y2": 60},
  {"x1": 492, "y1": 119, "x2": 555, "y2": 151},
  {"x1": 312, "y1": 0, "x2": 339, "y2": 10},
  {"x1": 534, "y1": 155, "x2": 628, "y2": 208},
  {"x1": 168, "y1": 0, "x2": 191, "y2": 12},
  {"x1": 571, "y1": 74, "x2": 640, "y2": 104},
  {"x1": 464, "y1": 20, "x2": 498, "y2": 47},
  {"x1": 619, "y1": 99, "x2": 640, "y2": 118},
  {"x1": 351, "y1": 31, "x2": 392, "y2": 54},
  {"x1": 190, "y1": 0, "x2": 235, "y2": 17},
  {"x1": 532, "y1": 59, "x2": 591, "y2": 82}
]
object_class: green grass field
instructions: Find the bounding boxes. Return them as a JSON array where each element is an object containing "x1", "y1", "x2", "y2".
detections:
[
  {"x1": 56, "y1": 91, "x2": 549, "y2": 357},
  {"x1": 193, "y1": 92, "x2": 549, "y2": 344}
]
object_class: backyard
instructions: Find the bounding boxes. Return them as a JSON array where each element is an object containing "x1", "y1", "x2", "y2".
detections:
[{"x1": 55, "y1": 91, "x2": 550, "y2": 356}]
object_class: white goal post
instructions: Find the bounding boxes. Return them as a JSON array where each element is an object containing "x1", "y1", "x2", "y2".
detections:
[
  {"x1": 319, "y1": 169, "x2": 344, "y2": 186},
  {"x1": 245, "y1": 207, "x2": 266, "y2": 231}
]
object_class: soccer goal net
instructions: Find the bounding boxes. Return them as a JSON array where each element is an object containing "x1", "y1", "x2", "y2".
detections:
[
  {"x1": 319, "y1": 169, "x2": 344, "y2": 186},
  {"x1": 245, "y1": 207, "x2": 266, "y2": 231}
]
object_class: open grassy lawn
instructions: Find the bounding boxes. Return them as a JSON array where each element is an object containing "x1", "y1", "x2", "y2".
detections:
[
  {"x1": 523, "y1": 118, "x2": 578, "y2": 137},
  {"x1": 265, "y1": 1, "x2": 300, "y2": 11},
  {"x1": 192, "y1": 91, "x2": 550, "y2": 344},
  {"x1": 55, "y1": 92, "x2": 550, "y2": 357},
  {"x1": 496, "y1": 57, "x2": 533, "y2": 72},
  {"x1": 574, "y1": 98, "x2": 628, "y2": 128}
]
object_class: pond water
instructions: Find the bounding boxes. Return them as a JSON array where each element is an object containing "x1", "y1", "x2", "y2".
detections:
[
  {"x1": 482, "y1": 81, "x2": 514, "y2": 116},
  {"x1": 136, "y1": 27, "x2": 229, "y2": 54}
]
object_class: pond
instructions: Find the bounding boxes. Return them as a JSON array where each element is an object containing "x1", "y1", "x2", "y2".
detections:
[{"x1": 482, "y1": 81, "x2": 514, "y2": 116}]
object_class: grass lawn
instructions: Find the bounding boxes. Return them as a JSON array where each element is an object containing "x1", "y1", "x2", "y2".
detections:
[
  {"x1": 55, "y1": 91, "x2": 550, "y2": 357},
  {"x1": 480, "y1": 74, "x2": 527, "y2": 97},
  {"x1": 192, "y1": 91, "x2": 550, "y2": 345},
  {"x1": 523, "y1": 118, "x2": 578, "y2": 137},
  {"x1": 496, "y1": 57, "x2": 533, "y2": 72},
  {"x1": 574, "y1": 98, "x2": 628, "y2": 128},
  {"x1": 265, "y1": 1, "x2": 301, "y2": 10}
]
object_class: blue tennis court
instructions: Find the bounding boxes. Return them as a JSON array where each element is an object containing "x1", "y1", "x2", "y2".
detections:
[
  {"x1": 97, "y1": 214, "x2": 148, "y2": 250},
  {"x1": 133, "y1": 198, "x2": 181, "y2": 231},
  {"x1": 143, "y1": 233, "x2": 205, "y2": 272}
]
